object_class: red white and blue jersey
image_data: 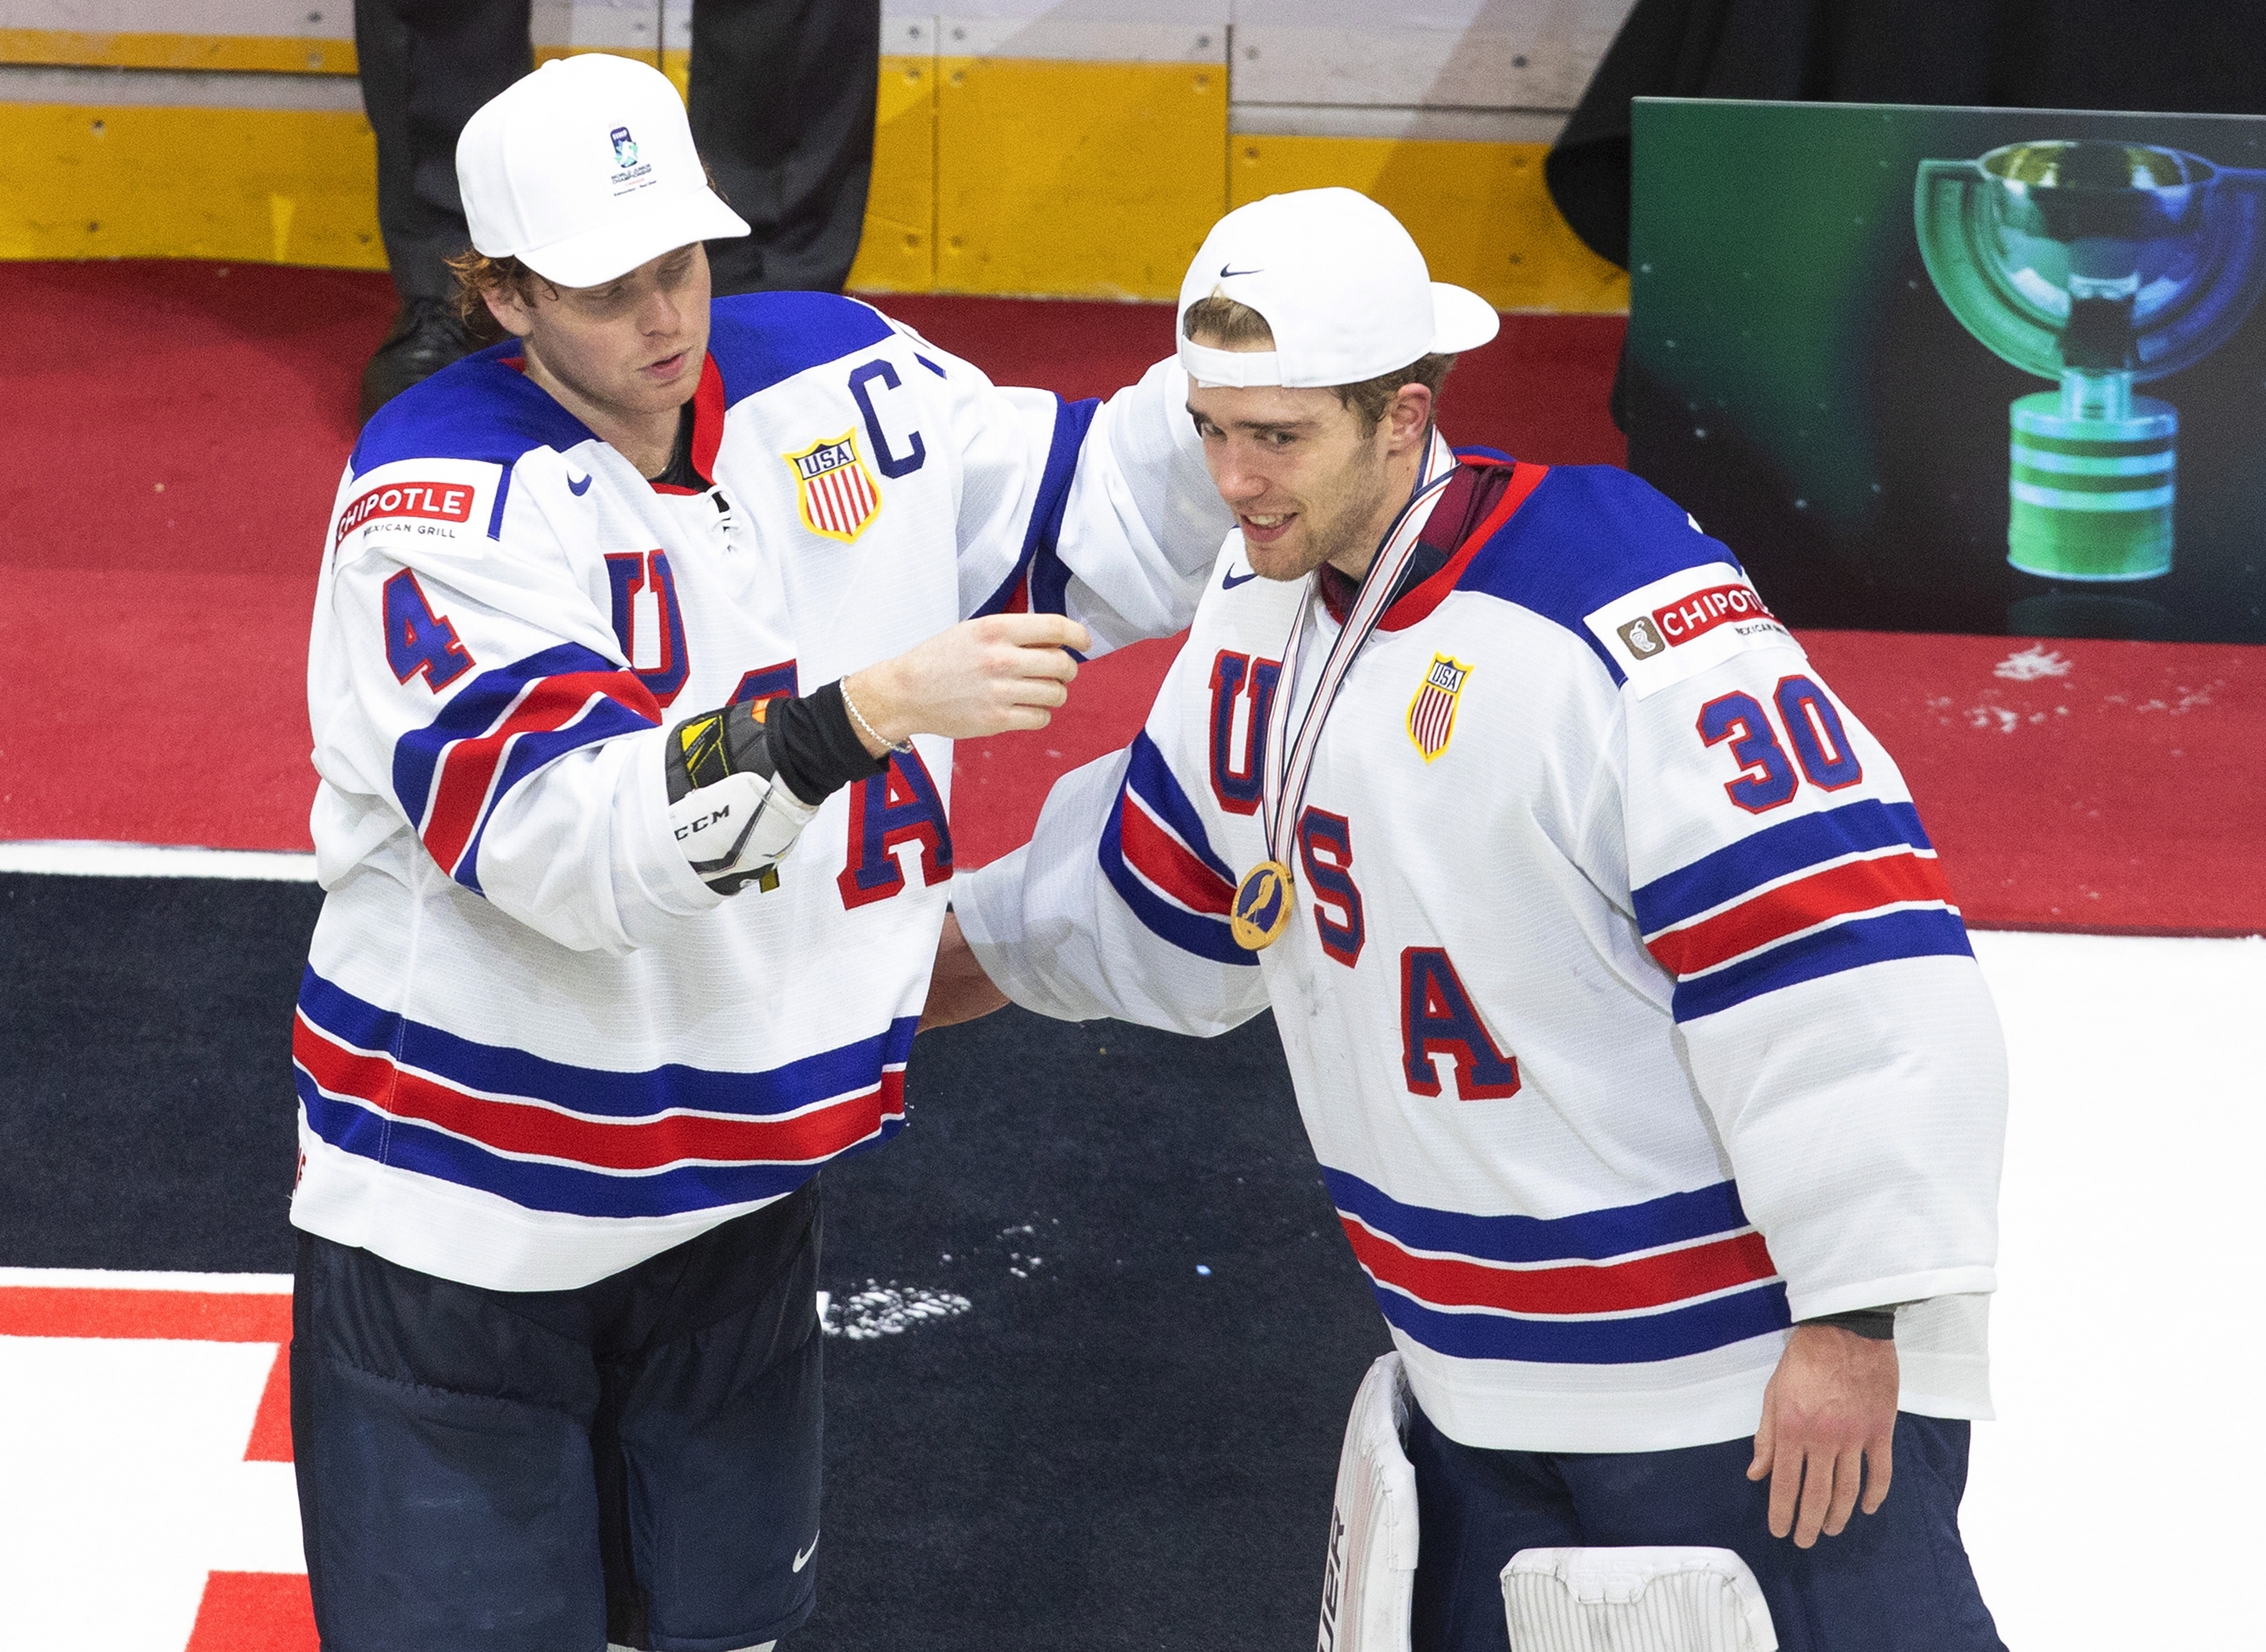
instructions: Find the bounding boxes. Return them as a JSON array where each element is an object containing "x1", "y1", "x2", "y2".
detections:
[
  {"x1": 296, "y1": 292, "x2": 1225, "y2": 1291},
  {"x1": 958, "y1": 443, "x2": 2008, "y2": 1453}
]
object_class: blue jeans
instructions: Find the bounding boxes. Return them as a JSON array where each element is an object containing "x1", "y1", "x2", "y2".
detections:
[{"x1": 1406, "y1": 1401, "x2": 2004, "y2": 1652}]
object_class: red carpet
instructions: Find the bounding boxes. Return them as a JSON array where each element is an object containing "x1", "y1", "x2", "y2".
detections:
[{"x1": 2, "y1": 259, "x2": 2258, "y2": 934}]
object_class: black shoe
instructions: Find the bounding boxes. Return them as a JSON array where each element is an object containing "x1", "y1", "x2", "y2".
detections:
[{"x1": 358, "y1": 297, "x2": 495, "y2": 424}]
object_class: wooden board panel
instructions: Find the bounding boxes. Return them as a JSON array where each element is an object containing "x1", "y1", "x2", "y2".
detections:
[
  {"x1": 0, "y1": 102, "x2": 382, "y2": 266},
  {"x1": 936, "y1": 56, "x2": 1225, "y2": 301},
  {"x1": 1231, "y1": 134, "x2": 1626, "y2": 314}
]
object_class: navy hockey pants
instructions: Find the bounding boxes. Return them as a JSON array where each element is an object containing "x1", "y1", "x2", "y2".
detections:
[{"x1": 1406, "y1": 1401, "x2": 2006, "y2": 1652}]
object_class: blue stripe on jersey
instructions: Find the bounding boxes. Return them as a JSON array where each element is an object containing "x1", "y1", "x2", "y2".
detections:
[
  {"x1": 389, "y1": 641, "x2": 610, "y2": 828},
  {"x1": 298, "y1": 968, "x2": 919, "y2": 1119},
  {"x1": 1633, "y1": 798, "x2": 1935, "y2": 934},
  {"x1": 1125, "y1": 731, "x2": 1238, "y2": 886},
  {"x1": 1097, "y1": 734, "x2": 1253, "y2": 968},
  {"x1": 1671, "y1": 906, "x2": 1974, "y2": 1021},
  {"x1": 970, "y1": 395, "x2": 1104, "y2": 623},
  {"x1": 449, "y1": 695, "x2": 660, "y2": 897},
  {"x1": 1025, "y1": 396, "x2": 1102, "y2": 619},
  {"x1": 704, "y1": 291, "x2": 896, "y2": 404},
  {"x1": 1454, "y1": 465, "x2": 1744, "y2": 684},
  {"x1": 1324, "y1": 1166, "x2": 1755, "y2": 1265},
  {"x1": 1371, "y1": 1275, "x2": 1791, "y2": 1365},
  {"x1": 352, "y1": 345, "x2": 595, "y2": 478},
  {"x1": 297, "y1": 1072, "x2": 905, "y2": 1219}
]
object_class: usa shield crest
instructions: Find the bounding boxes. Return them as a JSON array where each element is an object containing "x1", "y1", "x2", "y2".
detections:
[
  {"x1": 783, "y1": 430, "x2": 882, "y2": 543},
  {"x1": 1407, "y1": 654, "x2": 1471, "y2": 762}
]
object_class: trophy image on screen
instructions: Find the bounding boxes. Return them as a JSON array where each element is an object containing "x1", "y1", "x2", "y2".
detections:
[{"x1": 1916, "y1": 141, "x2": 2266, "y2": 580}]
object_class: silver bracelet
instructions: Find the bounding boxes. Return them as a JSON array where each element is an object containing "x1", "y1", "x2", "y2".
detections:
[{"x1": 840, "y1": 678, "x2": 914, "y2": 755}]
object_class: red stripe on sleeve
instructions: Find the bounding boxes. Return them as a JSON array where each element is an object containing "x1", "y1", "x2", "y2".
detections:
[
  {"x1": 294, "y1": 1017, "x2": 900, "y2": 1171},
  {"x1": 421, "y1": 670, "x2": 660, "y2": 875},
  {"x1": 1117, "y1": 793, "x2": 1235, "y2": 915},
  {"x1": 1646, "y1": 851, "x2": 1954, "y2": 977},
  {"x1": 1340, "y1": 1219, "x2": 1780, "y2": 1316}
]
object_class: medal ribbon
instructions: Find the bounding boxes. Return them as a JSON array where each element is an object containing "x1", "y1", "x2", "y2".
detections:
[{"x1": 1258, "y1": 432, "x2": 1458, "y2": 870}]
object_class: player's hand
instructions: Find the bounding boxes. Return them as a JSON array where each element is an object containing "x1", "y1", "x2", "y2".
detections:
[
  {"x1": 920, "y1": 912, "x2": 1010, "y2": 1032},
  {"x1": 1747, "y1": 1323, "x2": 1899, "y2": 1547},
  {"x1": 844, "y1": 615, "x2": 1090, "y2": 754}
]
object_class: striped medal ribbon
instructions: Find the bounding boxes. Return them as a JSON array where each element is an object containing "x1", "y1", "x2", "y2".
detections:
[{"x1": 1230, "y1": 434, "x2": 1458, "y2": 951}]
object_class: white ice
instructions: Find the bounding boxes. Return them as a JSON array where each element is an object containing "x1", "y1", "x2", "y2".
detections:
[{"x1": 1959, "y1": 930, "x2": 2264, "y2": 1650}]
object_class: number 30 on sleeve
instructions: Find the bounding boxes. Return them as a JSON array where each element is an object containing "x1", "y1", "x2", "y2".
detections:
[{"x1": 1696, "y1": 675, "x2": 1862, "y2": 813}]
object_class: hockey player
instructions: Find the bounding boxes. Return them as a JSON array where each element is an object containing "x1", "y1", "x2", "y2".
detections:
[
  {"x1": 933, "y1": 189, "x2": 2009, "y2": 1650},
  {"x1": 291, "y1": 53, "x2": 1225, "y2": 1652}
]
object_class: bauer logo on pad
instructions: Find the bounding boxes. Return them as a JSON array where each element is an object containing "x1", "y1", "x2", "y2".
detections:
[{"x1": 783, "y1": 431, "x2": 881, "y2": 543}]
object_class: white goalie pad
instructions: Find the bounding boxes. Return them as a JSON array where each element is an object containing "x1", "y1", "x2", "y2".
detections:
[
  {"x1": 1317, "y1": 1352, "x2": 1420, "y2": 1652},
  {"x1": 1501, "y1": 1546, "x2": 1778, "y2": 1651}
]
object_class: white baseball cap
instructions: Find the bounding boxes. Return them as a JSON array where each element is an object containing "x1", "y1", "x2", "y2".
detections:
[
  {"x1": 457, "y1": 53, "x2": 749, "y2": 289},
  {"x1": 1177, "y1": 188, "x2": 1501, "y2": 388}
]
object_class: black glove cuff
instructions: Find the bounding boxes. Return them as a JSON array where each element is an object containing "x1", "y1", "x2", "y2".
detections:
[
  {"x1": 767, "y1": 681, "x2": 889, "y2": 806},
  {"x1": 664, "y1": 697, "x2": 780, "y2": 805},
  {"x1": 1800, "y1": 1307, "x2": 1898, "y2": 1340}
]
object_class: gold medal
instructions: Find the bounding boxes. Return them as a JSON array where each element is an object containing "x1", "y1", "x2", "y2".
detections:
[{"x1": 1231, "y1": 860, "x2": 1296, "y2": 951}]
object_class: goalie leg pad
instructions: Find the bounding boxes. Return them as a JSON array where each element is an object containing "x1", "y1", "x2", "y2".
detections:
[
  {"x1": 1318, "y1": 1351, "x2": 1420, "y2": 1652},
  {"x1": 1501, "y1": 1547, "x2": 1777, "y2": 1652},
  {"x1": 665, "y1": 700, "x2": 819, "y2": 895}
]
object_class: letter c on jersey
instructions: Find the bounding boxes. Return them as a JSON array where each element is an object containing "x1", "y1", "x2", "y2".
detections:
[
  {"x1": 1400, "y1": 947, "x2": 1521, "y2": 1100},
  {"x1": 849, "y1": 360, "x2": 927, "y2": 480}
]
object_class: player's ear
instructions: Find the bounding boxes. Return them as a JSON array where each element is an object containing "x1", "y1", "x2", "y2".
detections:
[
  {"x1": 1385, "y1": 383, "x2": 1432, "y2": 450},
  {"x1": 483, "y1": 282, "x2": 536, "y2": 339}
]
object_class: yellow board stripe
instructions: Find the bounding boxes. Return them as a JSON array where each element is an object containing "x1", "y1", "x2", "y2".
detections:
[
  {"x1": 0, "y1": 28, "x2": 355, "y2": 74},
  {"x1": 0, "y1": 58, "x2": 1627, "y2": 314}
]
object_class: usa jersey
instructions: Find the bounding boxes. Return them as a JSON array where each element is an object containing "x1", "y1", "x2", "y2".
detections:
[
  {"x1": 957, "y1": 443, "x2": 2008, "y2": 1453},
  {"x1": 296, "y1": 292, "x2": 1226, "y2": 1292}
]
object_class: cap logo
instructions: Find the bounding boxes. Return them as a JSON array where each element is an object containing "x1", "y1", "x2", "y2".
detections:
[
  {"x1": 1219, "y1": 264, "x2": 1263, "y2": 278},
  {"x1": 609, "y1": 124, "x2": 654, "y2": 194}
]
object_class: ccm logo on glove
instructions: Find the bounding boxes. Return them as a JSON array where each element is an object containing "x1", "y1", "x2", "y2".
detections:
[
  {"x1": 675, "y1": 804, "x2": 733, "y2": 841},
  {"x1": 336, "y1": 480, "x2": 476, "y2": 545}
]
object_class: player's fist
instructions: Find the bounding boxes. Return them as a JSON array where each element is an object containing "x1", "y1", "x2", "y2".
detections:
[{"x1": 844, "y1": 614, "x2": 1090, "y2": 750}]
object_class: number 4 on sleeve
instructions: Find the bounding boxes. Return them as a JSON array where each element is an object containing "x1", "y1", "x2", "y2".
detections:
[{"x1": 383, "y1": 569, "x2": 476, "y2": 691}]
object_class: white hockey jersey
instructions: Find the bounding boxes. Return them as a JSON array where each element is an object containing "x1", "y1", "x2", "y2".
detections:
[
  {"x1": 957, "y1": 443, "x2": 2010, "y2": 1453},
  {"x1": 294, "y1": 291, "x2": 1226, "y2": 1292}
]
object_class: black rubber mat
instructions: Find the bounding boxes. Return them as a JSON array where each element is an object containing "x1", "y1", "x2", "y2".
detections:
[{"x1": 0, "y1": 871, "x2": 1390, "y2": 1649}]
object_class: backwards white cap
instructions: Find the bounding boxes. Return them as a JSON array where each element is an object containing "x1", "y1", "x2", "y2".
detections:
[
  {"x1": 457, "y1": 53, "x2": 749, "y2": 289},
  {"x1": 1177, "y1": 188, "x2": 1500, "y2": 388}
]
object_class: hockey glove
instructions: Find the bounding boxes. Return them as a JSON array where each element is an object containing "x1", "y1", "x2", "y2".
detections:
[{"x1": 664, "y1": 698, "x2": 820, "y2": 896}]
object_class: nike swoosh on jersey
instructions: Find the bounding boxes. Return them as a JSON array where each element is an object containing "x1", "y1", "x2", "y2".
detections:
[
  {"x1": 1222, "y1": 567, "x2": 1259, "y2": 589},
  {"x1": 793, "y1": 1532, "x2": 820, "y2": 1572},
  {"x1": 1219, "y1": 265, "x2": 1263, "y2": 278},
  {"x1": 567, "y1": 471, "x2": 593, "y2": 496}
]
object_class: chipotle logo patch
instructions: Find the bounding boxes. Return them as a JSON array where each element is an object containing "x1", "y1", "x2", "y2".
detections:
[{"x1": 336, "y1": 480, "x2": 476, "y2": 545}]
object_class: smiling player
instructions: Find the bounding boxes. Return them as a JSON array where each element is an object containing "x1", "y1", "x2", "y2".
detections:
[
  {"x1": 930, "y1": 189, "x2": 2010, "y2": 1651},
  {"x1": 291, "y1": 52, "x2": 1224, "y2": 1652}
]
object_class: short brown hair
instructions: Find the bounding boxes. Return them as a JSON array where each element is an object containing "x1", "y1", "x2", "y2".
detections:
[
  {"x1": 445, "y1": 248, "x2": 552, "y2": 332},
  {"x1": 1182, "y1": 293, "x2": 1456, "y2": 434}
]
